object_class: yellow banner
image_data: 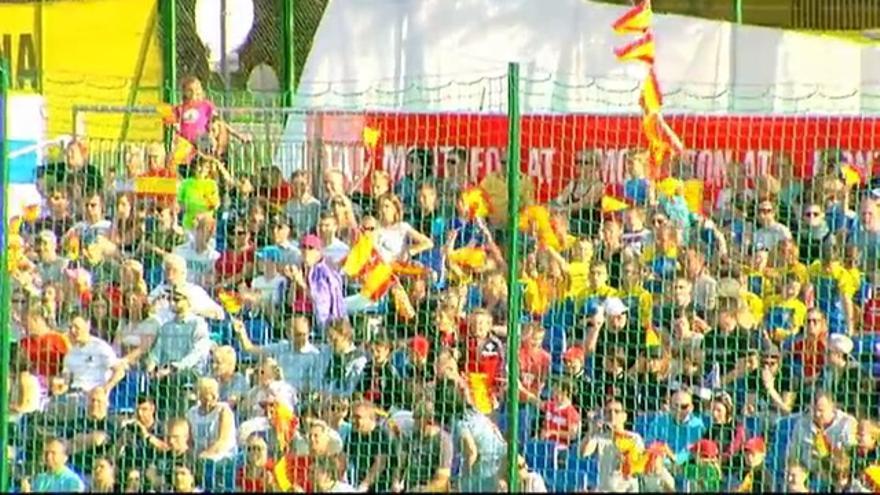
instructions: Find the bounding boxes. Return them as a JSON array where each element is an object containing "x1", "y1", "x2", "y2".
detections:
[{"x1": 1, "y1": 0, "x2": 164, "y2": 141}]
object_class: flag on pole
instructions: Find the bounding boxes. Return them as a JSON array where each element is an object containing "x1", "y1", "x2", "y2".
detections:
[
  {"x1": 614, "y1": 32, "x2": 655, "y2": 65},
  {"x1": 640, "y1": 68, "x2": 663, "y2": 115},
  {"x1": 612, "y1": 0, "x2": 653, "y2": 35},
  {"x1": 342, "y1": 235, "x2": 376, "y2": 278}
]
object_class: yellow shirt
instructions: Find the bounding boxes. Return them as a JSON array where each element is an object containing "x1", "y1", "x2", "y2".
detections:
[
  {"x1": 742, "y1": 290, "x2": 765, "y2": 321},
  {"x1": 566, "y1": 261, "x2": 590, "y2": 299},
  {"x1": 807, "y1": 261, "x2": 858, "y2": 300},
  {"x1": 763, "y1": 295, "x2": 808, "y2": 342}
]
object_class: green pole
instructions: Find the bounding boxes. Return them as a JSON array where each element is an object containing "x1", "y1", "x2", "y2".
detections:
[
  {"x1": 734, "y1": 0, "x2": 743, "y2": 24},
  {"x1": 0, "y1": 57, "x2": 12, "y2": 494},
  {"x1": 282, "y1": 0, "x2": 296, "y2": 109},
  {"x1": 161, "y1": 0, "x2": 178, "y2": 147},
  {"x1": 504, "y1": 61, "x2": 523, "y2": 494}
]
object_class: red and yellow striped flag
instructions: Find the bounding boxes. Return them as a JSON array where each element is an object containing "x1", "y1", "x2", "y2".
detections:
[
  {"x1": 612, "y1": 0, "x2": 653, "y2": 35},
  {"x1": 614, "y1": 32, "x2": 655, "y2": 65},
  {"x1": 361, "y1": 261, "x2": 395, "y2": 301},
  {"x1": 134, "y1": 176, "x2": 178, "y2": 196},
  {"x1": 268, "y1": 401, "x2": 299, "y2": 448},
  {"x1": 640, "y1": 68, "x2": 663, "y2": 116},
  {"x1": 342, "y1": 235, "x2": 376, "y2": 278},
  {"x1": 170, "y1": 136, "x2": 194, "y2": 165}
]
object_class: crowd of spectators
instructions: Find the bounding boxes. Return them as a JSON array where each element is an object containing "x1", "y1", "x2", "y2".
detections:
[{"x1": 5, "y1": 75, "x2": 880, "y2": 493}]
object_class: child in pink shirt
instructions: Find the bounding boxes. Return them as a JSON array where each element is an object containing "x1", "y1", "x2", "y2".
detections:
[{"x1": 172, "y1": 77, "x2": 251, "y2": 157}]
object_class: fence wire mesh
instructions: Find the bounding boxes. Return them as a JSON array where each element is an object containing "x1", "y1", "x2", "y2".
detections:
[{"x1": 4, "y1": 1, "x2": 880, "y2": 494}]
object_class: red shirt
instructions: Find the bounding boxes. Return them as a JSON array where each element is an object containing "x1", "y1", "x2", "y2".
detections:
[
  {"x1": 259, "y1": 182, "x2": 294, "y2": 207},
  {"x1": 236, "y1": 460, "x2": 275, "y2": 493},
  {"x1": 518, "y1": 345, "x2": 551, "y2": 401},
  {"x1": 19, "y1": 332, "x2": 69, "y2": 378},
  {"x1": 216, "y1": 244, "x2": 255, "y2": 282},
  {"x1": 540, "y1": 400, "x2": 581, "y2": 445},
  {"x1": 463, "y1": 336, "x2": 504, "y2": 393},
  {"x1": 863, "y1": 297, "x2": 880, "y2": 333},
  {"x1": 792, "y1": 336, "x2": 827, "y2": 379}
]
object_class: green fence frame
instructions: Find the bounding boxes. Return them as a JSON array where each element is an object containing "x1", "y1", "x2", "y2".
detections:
[{"x1": 0, "y1": 56, "x2": 12, "y2": 494}]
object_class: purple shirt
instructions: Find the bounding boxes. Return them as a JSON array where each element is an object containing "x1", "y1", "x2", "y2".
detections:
[
  {"x1": 175, "y1": 100, "x2": 216, "y2": 142},
  {"x1": 308, "y1": 260, "x2": 346, "y2": 327}
]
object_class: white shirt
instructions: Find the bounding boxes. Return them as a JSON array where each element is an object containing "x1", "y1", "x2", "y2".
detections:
[
  {"x1": 374, "y1": 222, "x2": 412, "y2": 262},
  {"x1": 149, "y1": 282, "x2": 224, "y2": 324},
  {"x1": 322, "y1": 238, "x2": 350, "y2": 266},
  {"x1": 592, "y1": 431, "x2": 643, "y2": 493},
  {"x1": 62, "y1": 336, "x2": 120, "y2": 392},
  {"x1": 250, "y1": 274, "x2": 286, "y2": 305},
  {"x1": 173, "y1": 242, "x2": 221, "y2": 286}
]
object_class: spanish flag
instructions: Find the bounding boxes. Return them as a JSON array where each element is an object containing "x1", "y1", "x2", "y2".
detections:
[
  {"x1": 342, "y1": 235, "x2": 376, "y2": 278},
  {"x1": 134, "y1": 176, "x2": 178, "y2": 196},
  {"x1": 448, "y1": 247, "x2": 488, "y2": 270},
  {"x1": 360, "y1": 260, "x2": 395, "y2": 301},
  {"x1": 614, "y1": 32, "x2": 655, "y2": 65},
  {"x1": 217, "y1": 289, "x2": 243, "y2": 315},
  {"x1": 640, "y1": 68, "x2": 663, "y2": 116},
  {"x1": 468, "y1": 373, "x2": 493, "y2": 414},
  {"x1": 390, "y1": 261, "x2": 430, "y2": 278},
  {"x1": 170, "y1": 135, "x2": 194, "y2": 165},
  {"x1": 268, "y1": 401, "x2": 299, "y2": 448},
  {"x1": 863, "y1": 465, "x2": 880, "y2": 492},
  {"x1": 518, "y1": 205, "x2": 564, "y2": 251},
  {"x1": 612, "y1": 0, "x2": 653, "y2": 35},
  {"x1": 461, "y1": 185, "x2": 491, "y2": 219}
]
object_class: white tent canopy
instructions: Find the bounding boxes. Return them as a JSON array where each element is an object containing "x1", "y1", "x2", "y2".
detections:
[{"x1": 294, "y1": 0, "x2": 880, "y2": 115}]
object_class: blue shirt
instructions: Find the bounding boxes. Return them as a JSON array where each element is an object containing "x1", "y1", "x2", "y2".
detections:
[
  {"x1": 32, "y1": 466, "x2": 85, "y2": 493},
  {"x1": 643, "y1": 412, "x2": 706, "y2": 463}
]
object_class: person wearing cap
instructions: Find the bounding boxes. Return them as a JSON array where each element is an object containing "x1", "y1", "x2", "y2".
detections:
[
  {"x1": 681, "y1": 438, "x2": 722, "y2": 492},
  {"x1": 820, "y1": 333, "x2": 875, "y2": 417},
  {"x1": 578, "y1": 398, "x2": 641, "y2": 492},
  {"x1": 284, "y1": 233, "x2": 346, "y2": 330},
  {"x1": 146, "y1": 288, "x2": 214, "y2": 418},
  {"x1": 732, "y1": 436, "x2": 772, "y2": 492}
]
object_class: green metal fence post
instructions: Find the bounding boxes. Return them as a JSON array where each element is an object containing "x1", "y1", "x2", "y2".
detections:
[
  {"x1": 734, "y1": 0, "x2": 743, "y2": 23},
  {"x1": 160, "y1": 0, "x2": 178, "y2": 147},
  {"x1": 282, "y1": 0, "x2": 296, "y2": 110},
  {"x1": 504, "y1": 61, "x2": 523, "y2": 494},
  {"x1": 0, "y1": 57, "x2": 12, "y2": 494}
]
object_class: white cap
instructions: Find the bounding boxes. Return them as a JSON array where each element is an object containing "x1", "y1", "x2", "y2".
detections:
[
  {"x1": 829, "y1": 334, "x2": 854, "y2": 355},
  {"x1": 604, "y1": 297, "x2": 628, "y2": 317}
]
